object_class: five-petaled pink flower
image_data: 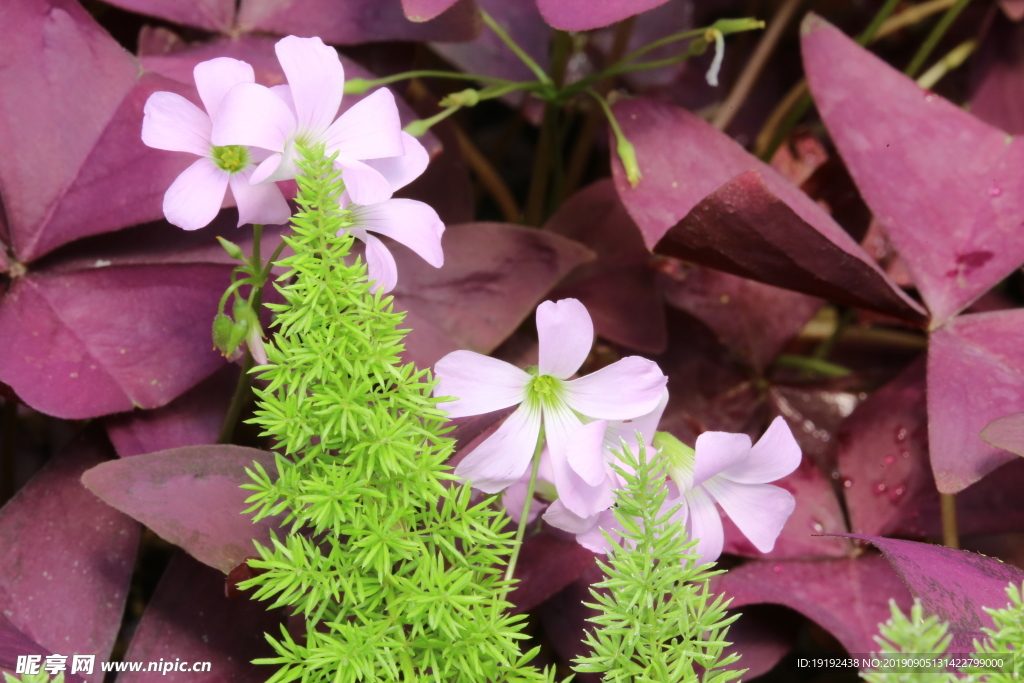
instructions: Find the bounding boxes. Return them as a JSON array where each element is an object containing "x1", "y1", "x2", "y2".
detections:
[
  {"x1": 667, "y1": 416, "x2": 801, "y2": 564},
  {"x1": 141, "y1": 57, "x2": 292, "y2": 231},
  {"x1": 211, "y1": 36, "x2": 408, "y2": 206},
  {"x1": 340, "y1": 132, "x2": 445, "y2": 293},
  {"x1": 434, "y1": 298, "x2": 668, "y2": 515}
]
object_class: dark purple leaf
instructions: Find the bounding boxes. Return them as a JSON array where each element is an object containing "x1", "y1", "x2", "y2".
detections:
[
  {"x1": 928, "y1": 309, "x2": 1024, "y2": 492},
  {"x1": 236, "y1": 0, "x2": 480, "y2": 45},
  {"x1": 970, "y1": 19, "x2": 1024, "y2": 135},
  {"x1": 609, "y1": 98, "x2": 926, "y2": 322},
  {"x1": 390, "y1": 223, "x2": 594, "y2": 369},
  {"x1": 104, "y1": 364, "x2": 239, "y2": 458},
  {"x1": 0, "y1": 263, "x2": 230, "y2": 419},
  {"x1": 402, "y1": 0, "x2": 461, "y2": 22},
  {"x1": 535, "y1": 0, "x2": 669, "y2": 31},
  {"x1": 81, "y1": 445, "x2": 279, "y2": 573},
  {"x1": 140, "y1": 34, "x2": 443, "y2": 158},
  {"x1": 717, "y1": 555, "x2": 914, "y2": 656},
  {"x1": 768, "y1": 384, "x2": 863, "y2": 470},
  {"x1": 0, "y1": 615, "x2": 85, "y2": 683},
  {"x1": 545, "y1": 179, "x2": 667, "y2": 354},
  {"x1": 718, "y1": 605, "x2": 800, "y2": 679},
  {"x1": 102, "y1": 0, "x2": 234, "y2": 32},
  {"x1": 803, "y1": 14, "x2": 1024, "y2": 325},
  {"x1": 0, "y1": 430, "x2": 139, "y2": 680},
  {"x1": 981, "y1": 410, "x2": 1024, "y2": 456},
  {"x1": 844, "y1": 534, "x2": 1024, "y2": 652},
  {"x1": 659, "y1": 262, "x2": 822, "y2": 372},
  {"x1": 119, "y1": 551, "x2": 282, "y2": 683},
  {"x1": 509, "y1": 531, "x2": 597, "y2": 613},
  {"x1": 0, "y1": 0, "x2": 200, "y2": 263}
]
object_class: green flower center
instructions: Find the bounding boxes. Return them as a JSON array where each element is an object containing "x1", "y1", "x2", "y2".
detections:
[
  {"x1": 211, "y1": 145, "x2": 249, "y2": 173},
  {"x1": 526, "y1": 374, "x2": 562, "y2": 408}
]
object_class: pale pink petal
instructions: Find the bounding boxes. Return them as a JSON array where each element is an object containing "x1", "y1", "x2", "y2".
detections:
[
  {"x1": 246, "y1": 327, "x2": 268, "y2": 365},
  {"x1": 604, "y1": 388, "x2": 669, "y2": 457},
  {"x1": 324, "y1": 88, "x2": 404, "y2": 161},
  {"x1": 563, "y1": 356, "x2": 667, "y2": 420},
  {"x1": 250, "y1": 152, "x2": 288, "y2": 184},
  {"x1": 194, "y1": 57, "x2": 255, "y2": 120},
  {"x1": 692, "y1": 431, "x2": 751, "y2": 488},
  {"x1": 229, "y1": 168, "x2": 291, "y2": 227},
  {"x1": 351, "y1": 199, "x2": 444, "y2": 267},
  {"x1": 702, "y1": 477, "x2": 795, "y2": 554},
  {"x1": 275, "y1": 35, "x2": 345, "y2": 135},
  {"x1": 575, "y1": 510, "x2": 621, "y2": 554},
  {"x1": 684, "y1": 486, "x2": 724, "y2": 565},
  {"x1": 455, "y1": 403, "x2": 541, "y2": 493},
  {"x1": 547, "y1": 404, "x2": 614, "y2": 517},
  {"x1": 365, "y1": 132, "x2": 429, "y2": 191},
  {"x1": 163, "y1": 158, "x2": 229, "y2": 231},
  {"x1": 536, "y1": 298, "x2": 593, "y2": 379},
  {"x1": 566, "y1": 420, "x2": 609, "y2": 487},
  {"x1": 361, "y1": 233, "x2": 398, "y2": 294},
  {"x1": 338, "y1": 158, "x2": 394, "y2": 205},
  {"x1": 270, "y1": 84, "x2": 297, "y2": 117},
  {"x1": 722, "y1": 416, "x2": 802, "y2": 485},
  {"x1": 542, "y1": 499, "x2": 599, "y2": 534},
  {"x1": 433, "y1": 351, "x2": 530, "y2": 418},
  {"x1": 142, "y1": 91, "x2": 211, "y2": 156},
  {"x1": 211, "y1": 83, "x2": 294, "y2": 152},
  {"x1": 503, "y1": 477, "x2": 545, "y2": 524}
]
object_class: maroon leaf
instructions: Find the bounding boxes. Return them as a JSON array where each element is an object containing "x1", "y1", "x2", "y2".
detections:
[
  {"x1": 101, "y1": 0, "x2": 235, "y2": 32},
  {"x1": 609, "y1": 99, "x2": 925, "y2": 322},
  {"x1": 0, "y1": 0, "x2": 201, "y2": 263},
  {"x1": 236, "y1": 0, "x2": 480, "y2": 44},
  {"x1": 104, "y1": 364, "x2": 239, "y2": 458},
  {"x1": 402, "y1": 0, "x2": 460, "y2": 22},
  {"x1": 390, "y1": 223, "x2": 594, "y2": 369},
  {"x1": 982, "y1": 410, "x2": 1024, "y2": 456},
  {"x1": 140, "y1": 34, "x2": 443, "y2": 159},
  {"x1": 545, "y1": 179, "x2": 667, "y2": 354},
  {"x1": 535, "y1": 0, "x2": 669, "y2": 31},
  {"x1": 928, "y1": 310, "x2": 1024, "y2": 493},
  {"x1": 0, "y1": 615, "x2": 85, "y2": 683},
  {"x1": 82, "y1": 445, "x2": 279, "y2": 574},
  {"x1": 0, "y1": 430, "x2": 139, "y2": 680},
  {"x1": 717, "y1": 555, "x2": 914, "y2": 656},
  {"x1": 0, "y1": 263, "x2": 230, "y2": 419},
  {"x1": 509, "y1": 531, "x2": 597, "y2": 613},
  {"x1": 659, "y1": 262, "x2": 822, "y2": 372},
  {"x1": 718, "y1": 605, "x2": 800, "y2": 679},
  {"x1": 803, "y1": 14, "x2": 1024, "y2": 325},
  {"x1": 970, "y1": 19, "x2": 1024, "y2": 135},
  {"x1": 769, "y1": 384, "x2": 863, "y2": 469},
  {"x1": 844, "y1": 534, "x2": 1024, "y2": 652},
  {"x1": 119, "y1": 551, "x2": 282, "y2": 683}
]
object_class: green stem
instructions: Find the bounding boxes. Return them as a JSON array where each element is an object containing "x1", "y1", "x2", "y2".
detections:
[
  {"x1": 940, "y1": 493, "x2": 959, "y2": 549},
  {"x1": 501, "y1": 436, "x2": 545, "y2": 589},
  {"x1": 915, "y1": 38, "x2": 977, "y2": 90},
  {"x1": 404, "y1": 106, "x2": 461, "y2": 137},
  {"x1": 773, "y1": 354, "x2": 851, "y2": 378},
  {"x1": 480, "y1": 9, "x2": 551, "y2": 85},
  {"x1": 857, "y1": 0, "x2": 902, "y2": 45},
  {"x1": 904, "y1": 0, "x2": 971, "y2": 78},
  {"x1": 344, "y1": 70, "x2": 512, "y2": 93}
]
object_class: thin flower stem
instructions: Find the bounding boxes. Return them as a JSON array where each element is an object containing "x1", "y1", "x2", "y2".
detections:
[
  {"x1": 859, "y1": 0, "x2": 903, "y2": 44},
  {"x1": 501, "y1": 436, "x2": 545, "y2": 590},
  {"x1": 773, "y1": 354, "x2": 852, "y2": 378},
  {"x1": 915, "y1": 38, "x2": 977, "y2": 90},
  {"x1": 524, "y1": 32, "x2": 572, "y2": 225},
  {"x1": 940, "y1": 493, "x2": 959, "y2": 549},
  {"x1": 479, "y1": 9, "x2": 552, "y2": 86},
  {"x1": 344, "y1": 70, "x2": 512, "y2": 93},
  {"x1": 712, "y1": 0, "x2": 801, "y2": 131},
  {"x1": 904, "y1": 0, "x2": 971, "y2": 78}
]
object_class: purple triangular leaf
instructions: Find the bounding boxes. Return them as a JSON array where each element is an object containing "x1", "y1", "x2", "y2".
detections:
[
  {"x1": 390, "y1": 223, "x2": 594, "y2": 368},
  {"x1": 119, "y1": 552, "x2": 282, "y2": 683},
  {"x1": 660, "y1": 263, "x2": 822, "y2": 372},
  {"x1": 545, "y1": 180, "x2": 667, "y2": 354},
  {"x1": 609, "y1": 98, "x2": 925, "y2": 321},
  {"x1": 928, "y1": 309, "x2": 1024, "y2": 493},
  {"x1": 236, "y1": 0, "x2": 480, "y2": 44},
  {"x1": 104, "y1": 364, "x2": 239, "y2": 458},
  {"x1": 0, "y1": 430, "x2": 139, "y2": 681},
  {"x1": 842, "y1": 534, "x2": 1024, "y2": 652},
  {"x1": 717, "y1": 555, "x2": 914, "y2": 656},
  {"x1": 0, "y1": 263, "x2": 231, "y2": 419},
  {"x1": 970, "y1": 20, "x2": 1024, "y2": 135},
  {"x1": 102, "y1": 0, "x2": 235, "y2": 32},
  {"x1": 803, "y1": 14, "x2": 1024, "y2": 324},
  {"x1": 536, "y1": 0, "x2": 668, "y2": 31},
  {"x1": 81, "y1": 445, "x2": 280, "y2": 573}
]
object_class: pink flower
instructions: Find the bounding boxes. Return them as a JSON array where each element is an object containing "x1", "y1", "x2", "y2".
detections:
[
  {"x1": 141, "y1": 58, "x2": 292, "y2": 231},
  {"x1": 667, "y1": 417, "x2": 801, "y2": 564},
  {"x1": 340, "y1": 132, "x2": 445, "y2": 293},
  {"x1": 211, "y1": 36, "x2": 408, "y2": 206},
  {"x1": 434, "y1": 298, "x2": 667, "y2": 513}
]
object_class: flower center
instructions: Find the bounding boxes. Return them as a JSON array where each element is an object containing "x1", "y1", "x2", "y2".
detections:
[
  {"x1": 526, "y1": 374, "x2": 562, "y2": 408},
  {"x1": 211, "y1": 145, "x2": 249, "y2": 173}
]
